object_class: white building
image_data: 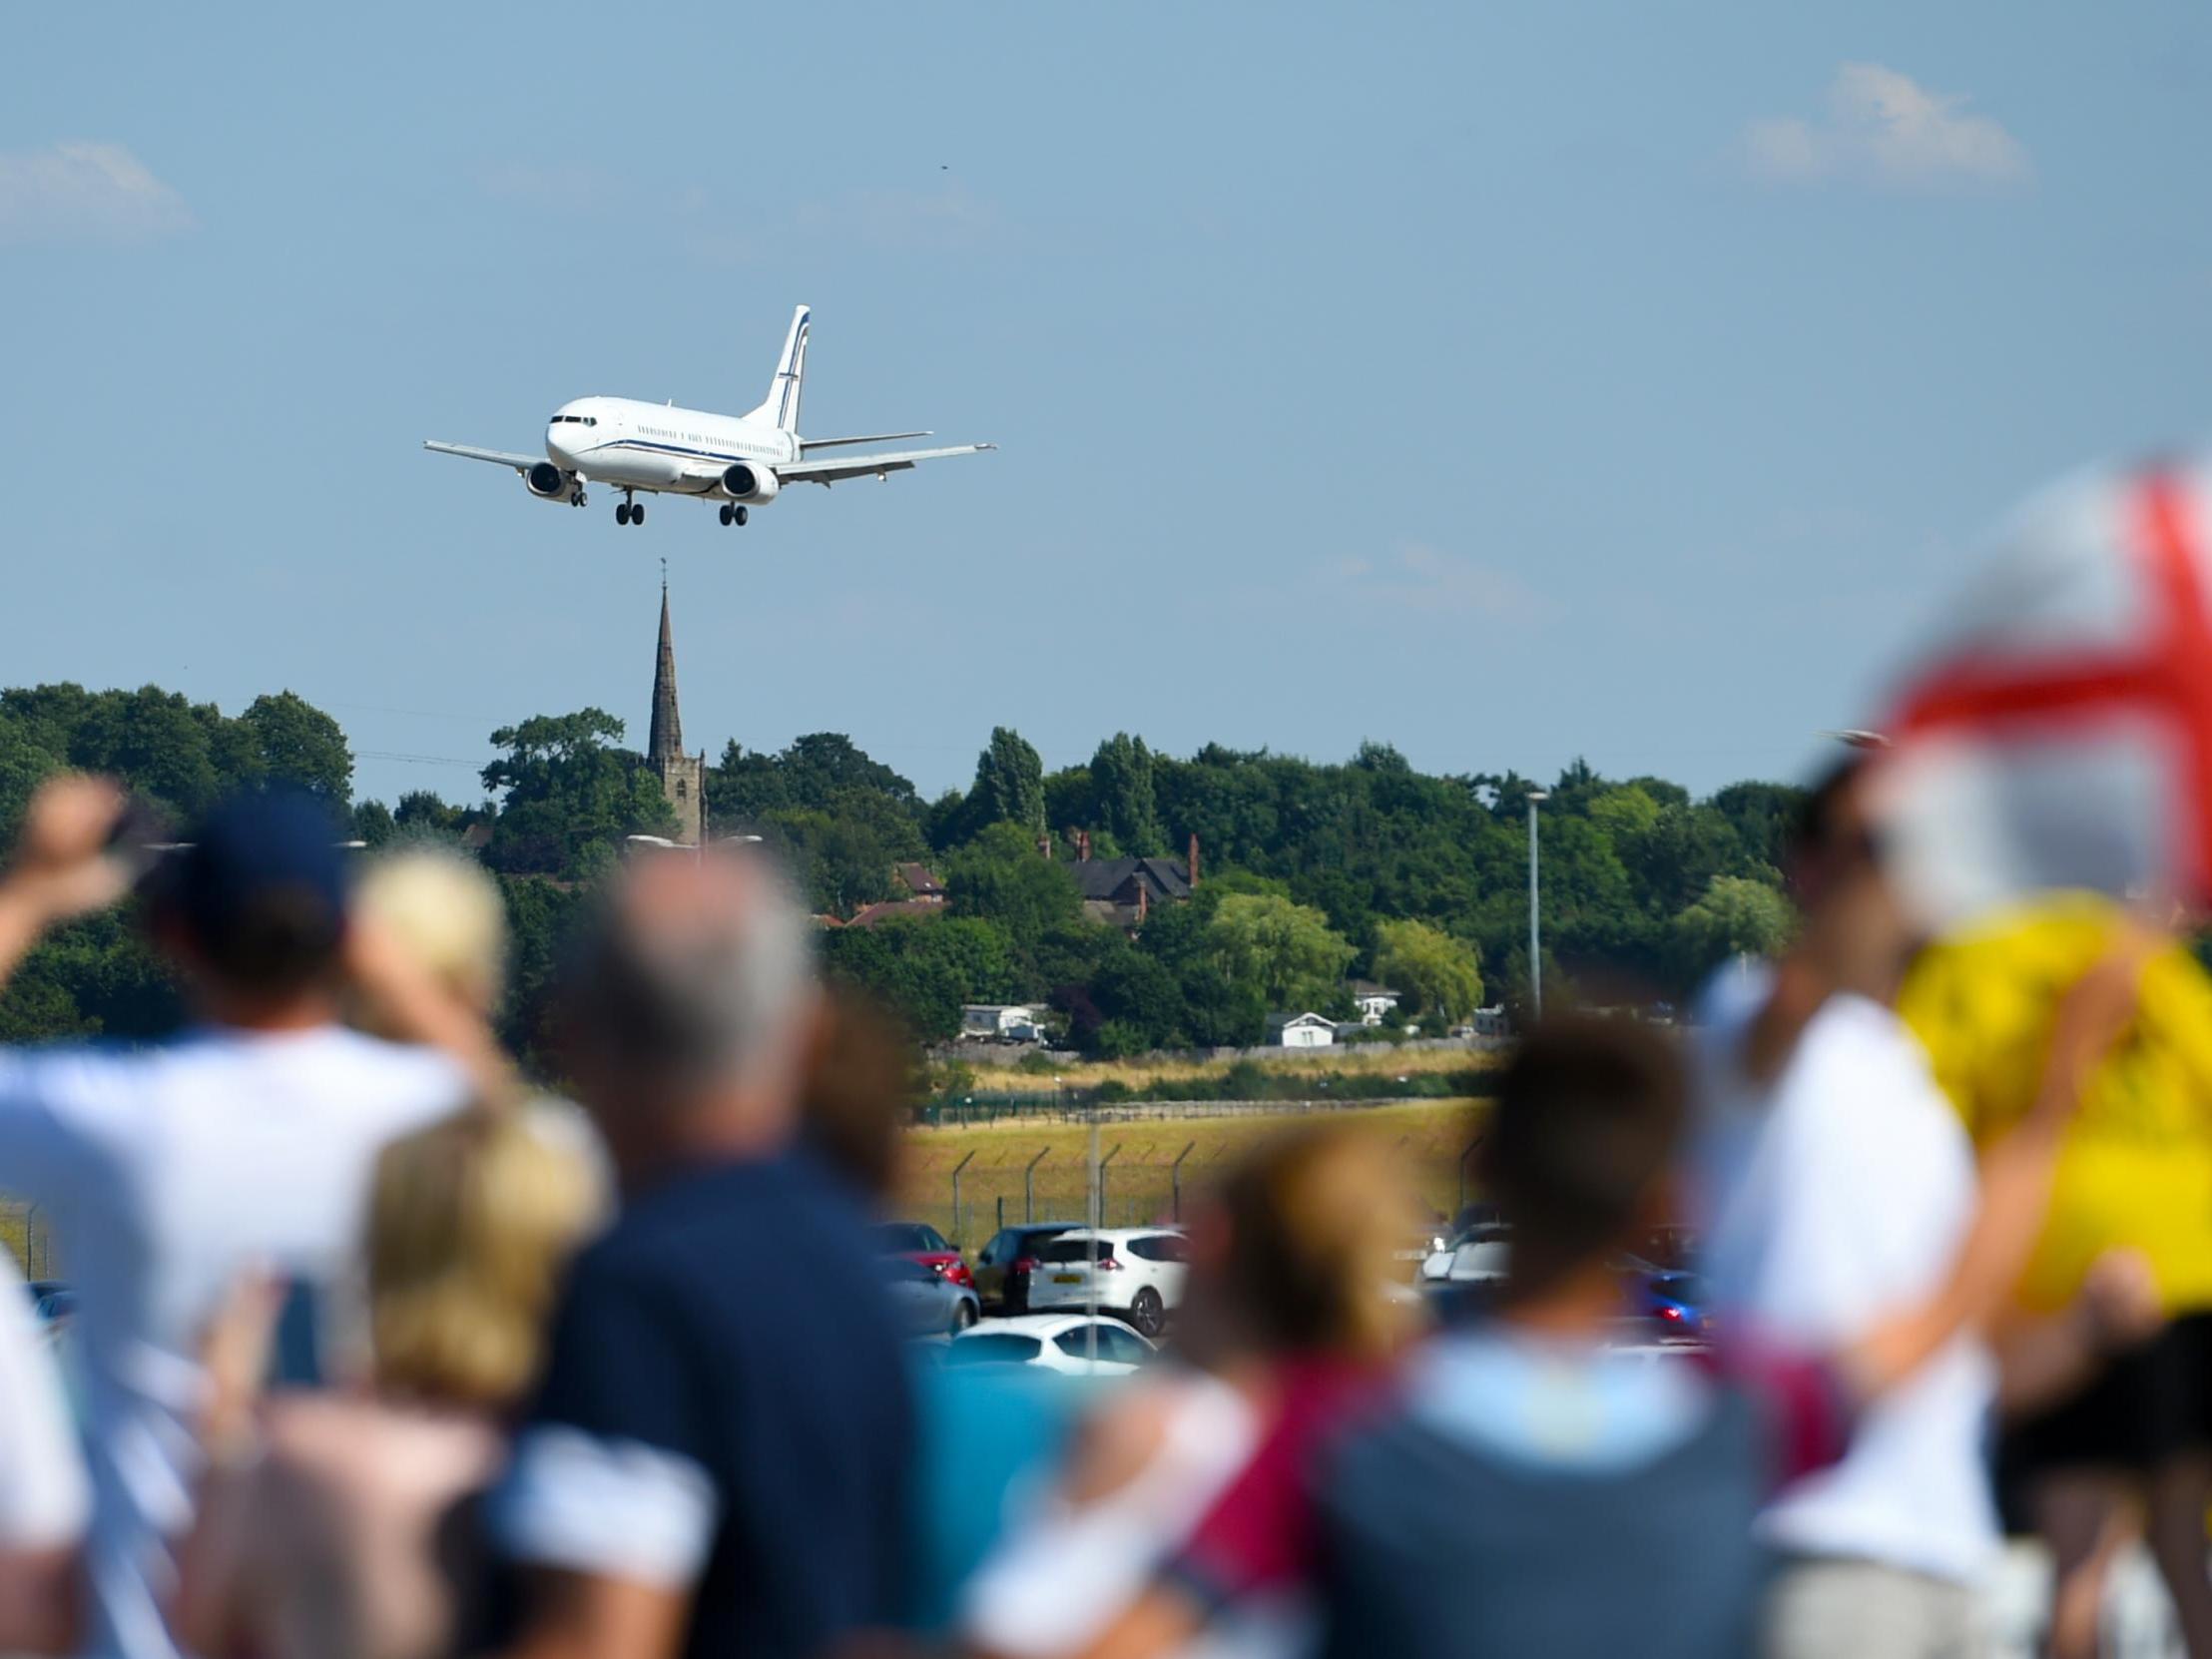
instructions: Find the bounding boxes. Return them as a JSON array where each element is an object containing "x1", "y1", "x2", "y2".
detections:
[
  {"x1": 960, "y1": 1004, "x2": 1043, "y2": 1043},
  {"x1": 1349, "y1": 982, "x2": 1402, "y2": 1027},
  {"x1": 1268, "y1": 1011, "x2": 1338, "y2": 1050}
]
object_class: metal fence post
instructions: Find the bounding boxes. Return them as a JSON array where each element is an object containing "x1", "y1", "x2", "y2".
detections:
[
  {"x1": 1457, "y1": 1135, "x2": 1482, "y2": 1216},
  {"x1": 996, "y1": 1194, "x2": 1005, "y2": 1233},
  {"x1": 1025, "y1": 1147, "x2": 1049, "y2": 1223},
  {"x1": 950, "y1": 1151, "x2": 975, "y2": 1244},
  {"x1": 1170, "y1": 1141, "x2": 1197, "y2": 1224},
  {"x1": 1099, "y1": 1143, "x2": 1123, "y2": 1225}
]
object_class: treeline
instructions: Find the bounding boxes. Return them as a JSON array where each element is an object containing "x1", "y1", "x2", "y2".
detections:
[{"x1": 0, "y1": 683, "x2": 1803, "y2": 1060}]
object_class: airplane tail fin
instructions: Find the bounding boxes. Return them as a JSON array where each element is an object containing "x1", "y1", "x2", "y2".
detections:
[{"x1": 748, "y1": 304, "x2": 810, "y2": 433}]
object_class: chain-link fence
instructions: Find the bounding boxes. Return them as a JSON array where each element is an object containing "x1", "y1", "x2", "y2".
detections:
[
  {"x1": 896, "y1": 1123, "x2": 1483, "y2": 1250},
  {"x1": 0, "y1": 1201, "x2": 56, "y2": 1280}
]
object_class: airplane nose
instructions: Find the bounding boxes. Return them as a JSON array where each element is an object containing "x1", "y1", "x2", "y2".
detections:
[{"x1": 546, "y1": 424, "x2": 574, "y2": 463}]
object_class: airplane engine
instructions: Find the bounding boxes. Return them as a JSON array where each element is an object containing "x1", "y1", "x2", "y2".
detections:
[
  {"x1": 524, "y1": 461, "x2": 575, "y2": 502},
  {"x1": 719, "y1": 462, "x2": 782, "y2": 504}
]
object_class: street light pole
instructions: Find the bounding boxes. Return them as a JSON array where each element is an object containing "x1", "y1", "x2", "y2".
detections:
[{"x1": 1526, "y1": 789, "x2": 1549, "y2": 1021}]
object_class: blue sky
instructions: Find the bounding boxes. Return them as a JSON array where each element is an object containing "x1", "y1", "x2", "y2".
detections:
[{"x1": 5, "y1": 4, "x2": 2209, "y2": 810}]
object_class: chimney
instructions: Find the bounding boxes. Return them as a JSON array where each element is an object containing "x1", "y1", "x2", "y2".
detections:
[
  {"x1": 1078, "y1": 830, "x2": 1092, "y2": 862},
  {"x1": 1188, "y1": 832, "x2": 1201, "y2": 888},
  {"x1": 1137, "y1": 880, "x2": 1150, "y2": 925}
]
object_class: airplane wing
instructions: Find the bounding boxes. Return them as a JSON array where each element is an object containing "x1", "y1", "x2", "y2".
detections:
[
  {"x1": 778, "y1": 442, "x2": 996, "y2": 487},
  {"x1": 799, "y1": 431, "x2": 931, "y2": 453},
  {"x1": 423, "y1": 440, "x2": 543, "y2": 473}
]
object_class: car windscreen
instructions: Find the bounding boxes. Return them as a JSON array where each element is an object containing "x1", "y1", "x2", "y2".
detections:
[
  {"x1": 871, "y1": 1225, "x2": 934, "y2": 1253},
  {"x1": 946, "y1": 1334, "x2": 1042, "y2": 1366}
]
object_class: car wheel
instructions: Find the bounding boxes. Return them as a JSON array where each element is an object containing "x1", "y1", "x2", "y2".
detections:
[
  {"x1": 1130, "y1": 1288, "x2": 1166, "y2": 1339},
  {"x1": 950, "y1": 1301, "x2": 978, "y2": 1334}
]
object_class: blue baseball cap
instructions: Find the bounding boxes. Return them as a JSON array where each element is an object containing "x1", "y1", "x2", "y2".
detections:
[{"x1": 174, "y1": 788, "x2": 350, "y2": 965}]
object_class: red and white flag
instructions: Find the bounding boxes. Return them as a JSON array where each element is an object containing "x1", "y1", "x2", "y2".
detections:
[{"x1": 1872, "y1": 454, "x2": 2212, "y2": 928}]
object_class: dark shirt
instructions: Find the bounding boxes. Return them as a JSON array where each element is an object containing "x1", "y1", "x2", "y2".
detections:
[{"x1": 502, "y1": 1151, "x2": 913, "y2": 1659}]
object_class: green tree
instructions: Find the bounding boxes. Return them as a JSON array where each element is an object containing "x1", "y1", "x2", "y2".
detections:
[
  {"x1": 1671, "y1": 874, "x2": 1795, "y2": 991},
  {"x1": 1089, "y1": 734, "x2": 1165, "y2": 854},
  {"x1": 963, "y1": 727, "x2": 1046, "y2": 837},
  {"x1": 1371, "y1": 918, "x2": 1485, "y2": 1023},
  {"x1": 479, "y1": 709, "x2": 677, "y2": 878},
  {"x1": 946, "y1": 823, "x2": 1082, "y2": 949},
  {"x1": 1204, "y1": 892, "x2": 1354, "y2": 1010},
  {"x1": 242, "y1": 692, "x2": 354, "y2": 804}
]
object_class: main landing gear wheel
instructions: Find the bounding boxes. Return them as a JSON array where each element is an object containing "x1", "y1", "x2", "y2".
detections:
[
  {"x1": 734, "y1": 505, "x2": 748, "y2": 526},
  {"x1": 631, "y1": 502, "x2": 645, "y2": 525},
  {"x1": 616, "y1": 503, "x2": 630, "y2": 525},
  {"x1": 719, "y1": 504, "x2": 733, "y2": 526}
]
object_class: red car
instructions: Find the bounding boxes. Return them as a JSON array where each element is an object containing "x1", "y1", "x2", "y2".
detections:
[{"x1": 872, "y1": 1222, "x2": 973, "y2": 1290}]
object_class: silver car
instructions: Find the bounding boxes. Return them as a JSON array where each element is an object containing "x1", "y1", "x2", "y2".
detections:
[{"x1": 878, "y1": 1255, "x2": 980, "y2": 1338}]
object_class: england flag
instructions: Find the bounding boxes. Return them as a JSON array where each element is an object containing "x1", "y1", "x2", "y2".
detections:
[{"x1": 1873, "y1": 453, "x2": 2212, "y2": 929}]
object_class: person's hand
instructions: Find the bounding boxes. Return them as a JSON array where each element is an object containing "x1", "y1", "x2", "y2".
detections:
[
  {"x1": 3, "y1": 775, "x2": 132, "y2": 924},
  {"x1": 2028, "y1": 925, "x2": 2160, "y2": 1133},
  {"x1": 2077, "y1": 1248, "x2": 2164, "y2": 1354},
  {"x1": 198, "y1": 1270, "x2": 284, "y2": 1463}
]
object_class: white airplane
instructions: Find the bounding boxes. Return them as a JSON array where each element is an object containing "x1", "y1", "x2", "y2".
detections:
[{"x1": 424, "y1": 304, "x2": 993, "y2": 527}]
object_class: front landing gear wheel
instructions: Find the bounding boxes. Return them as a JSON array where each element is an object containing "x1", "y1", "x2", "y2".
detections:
[{"x1": 616, "y1": 503, "x2": 632, "y2": 525}]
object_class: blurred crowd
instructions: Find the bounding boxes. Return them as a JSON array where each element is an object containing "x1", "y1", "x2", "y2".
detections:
[{"x1": 0, "y1": 742, "x2": 2206, "y2": 1659}]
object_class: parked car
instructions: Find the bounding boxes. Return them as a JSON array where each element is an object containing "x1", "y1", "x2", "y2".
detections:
[
  {"x1": 877, "y1": 1256, "x2": 980, "y2": 1339},
  {"x1": 973, "y1": 1222, "x2": 1081, "y2": 1313},
  {"x1": 1630, "y1": 1271, "x2": 1708, "y2": 1343},
  {"x1": 1020, "y1": 1228, "x2": 1188, "y2": 1338},
  {"x1": 1420, "y1": 1223, "x2": 1509, "y2": 1285},
  {"x1": 944, "y1": 1315, "x2": 1156, "y2": 1378},
  {"x1": 872, "y1": 1221, "x2": 974, "y2": 1289}
]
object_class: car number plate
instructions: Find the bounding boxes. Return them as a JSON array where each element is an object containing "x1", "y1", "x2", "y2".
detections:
[{"x1": 1052, "y1": 1273, "x2": 1082, "y2": 1284}]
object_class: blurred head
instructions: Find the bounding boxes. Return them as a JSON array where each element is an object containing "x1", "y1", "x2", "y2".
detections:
[
  {"x1": 1185, "y1": 1122, "x2": 1420, "y2": 1367},
  {"x1": 799, "y1": 992, "x2": 919, "y2": 1203},
  {"x1": 354, "y1": 846, "x2": 509, "y2": 1021},
  {"x1": 1786, "y1": 756, "x2": 1916, "y2": 994},
  {"x1": 1481, "y1": 1017, "x2": 1686, "y2": 1301},
  {"x1": 557, "y1": 849, "x2": 817, "y2": 1180},
  {"x1": 366, "y1": 1105, "x2": 601, "y2": 1410},
  {"x1": 147, "y1": 789, "x2": 350, "y2": 1016}
]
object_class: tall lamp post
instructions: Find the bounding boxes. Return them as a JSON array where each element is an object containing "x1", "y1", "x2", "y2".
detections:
[{"x1": 1526, "y1": 789, "x2": 1549, "y2": 1021}]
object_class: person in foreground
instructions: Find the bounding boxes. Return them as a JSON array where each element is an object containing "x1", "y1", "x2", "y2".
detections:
[
  {"x1": 961, "y1": 1121, "x2": 1419, "y2": 1659},
  {"x1": 1027, "y1": 957, "x2": 2141, "y2": 1659},
  {"x1": 487, "y1": 849, "x2": 913, "y2": 1659},
  {"x1": 1691, "y1": 756, "x2": 2155, "y2": 1658},
  {"x1": 0, "y1": 778, "x2": 471, "y2": 1659},
  {"x1": 176, "y1": 1103, "x2": 601, "y2": 1659},
  {"x1": 0, "y1": 1247, "x2": 87, "y2": 1655}
]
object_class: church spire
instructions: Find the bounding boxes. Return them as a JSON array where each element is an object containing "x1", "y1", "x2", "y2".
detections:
[{"x1": 648, "y1": 566, "x2": 683, "y2": 768}]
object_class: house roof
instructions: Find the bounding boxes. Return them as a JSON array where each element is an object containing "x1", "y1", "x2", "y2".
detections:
[
  {"x1": 1071, "y1": 855, "x2": 1192, "y2": 903},
  {"x1": 845, "y1": 898, "x2": 945, "y2": 929},
  {"x1": 1267, "y1": 1011, "x2": 1336, "y2": 1029},
  {"x1": 1350, "y1": 981, "x2": 1401, "y2": 1001},
  {"x1": 894, "y1": 862, "x2": 946, "y2": 897}
]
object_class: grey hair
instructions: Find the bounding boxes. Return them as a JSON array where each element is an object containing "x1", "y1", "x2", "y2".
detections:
[{"x1": 563, "y1": 854, "x2": 817, "y2": 1101}]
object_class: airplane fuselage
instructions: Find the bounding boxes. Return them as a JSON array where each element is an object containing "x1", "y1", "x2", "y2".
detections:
[{"x1": 545, "y1": 397, "x2": 799, "y2": 494}]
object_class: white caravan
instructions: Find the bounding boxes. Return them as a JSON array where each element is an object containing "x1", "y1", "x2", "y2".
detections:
[{"x1": 424, "y1": 305, "x2": 993, "y2": 527}]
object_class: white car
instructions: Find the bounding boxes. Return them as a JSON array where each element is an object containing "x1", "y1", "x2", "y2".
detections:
[
  {"x1": 944, "y1": 1315, "x2": 1157, "y2": 1377},
  {"x1": 1021, "y1": 1228, "x2": 1189, "y2": 1338}
]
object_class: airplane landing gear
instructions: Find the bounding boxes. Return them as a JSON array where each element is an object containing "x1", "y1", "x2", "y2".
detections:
[
  {"x1": 569, "y1": 487, "x2": 586, "y2": 508},
  {"x1": 735, "y1": 505, "x2": 748, "y2": 526},
  {"x1": 616, "y1": 491, "x2": 644, "y2": 527},
  {"x1": 719, "y1": 504, "x2": 750, "y2": 527}
]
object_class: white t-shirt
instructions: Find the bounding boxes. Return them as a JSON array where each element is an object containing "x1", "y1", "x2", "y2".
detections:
[
  {"x1": 0, "y1": 1026, "x2": 467, "y2": 1659},
  {"x1": 1692, "y1": 962, "x2": 1998, "y2": 1585},
  {"x1": 0, "y1": 1251, "x2": 87, "y2": 1551}
]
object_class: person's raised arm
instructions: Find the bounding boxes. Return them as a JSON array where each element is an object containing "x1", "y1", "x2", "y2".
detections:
[
  {"x1": 1840, "y1": 931, "x2": 2154, "y2": 1402},
  {"x1": 0, "y1": 777, "x2": 131, "y2": 996},
  {"x1": 495, "y1": 1570, "x2": 691, "y2": 1659}
]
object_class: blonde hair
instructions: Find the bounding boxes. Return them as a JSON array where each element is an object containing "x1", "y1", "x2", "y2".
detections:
[
  {"x1": 355, "y1": 848, "x2": 509, "y2": 1018},
  {"x1": 366, "y1": 1106, "x2": 600, "y2": 1409},
  {"x1": 1213, "y1": 1121, "x2": 1421, "y2": 1363}
]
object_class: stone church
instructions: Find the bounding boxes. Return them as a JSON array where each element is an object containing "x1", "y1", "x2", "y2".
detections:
[{"x1": 647, "y1": 580, "x2": 708, "y2": 844}]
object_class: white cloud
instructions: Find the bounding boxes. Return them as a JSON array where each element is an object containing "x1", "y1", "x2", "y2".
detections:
[
  {"x1": 0, "y1": 142, "x2": 194, "y2": 246},
  {"x1": 1329, "y1": 542, "x2": 1546, "y2": 621},
  {"x1": 1744, "y1": 64, "x2": 2030, "y2": 191}
]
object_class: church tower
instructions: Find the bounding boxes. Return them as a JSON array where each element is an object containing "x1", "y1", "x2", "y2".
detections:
[{"x1": 648, "y1": 576, "x2": 708, "y2": 845}]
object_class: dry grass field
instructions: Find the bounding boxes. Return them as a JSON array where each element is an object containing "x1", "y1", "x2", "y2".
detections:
[
  {"x1": 953, "y1": 1043, "x2": 1493, "y2": 1097},
  {"x1": 896, "y1": 1096, "x2": 1489, "y2": 1246}
]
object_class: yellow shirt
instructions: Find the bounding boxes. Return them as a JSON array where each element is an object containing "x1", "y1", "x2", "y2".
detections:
[{"x1": 1899, "y1": 894, "x2": 2212, "y2": 1316}]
